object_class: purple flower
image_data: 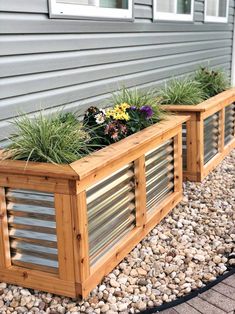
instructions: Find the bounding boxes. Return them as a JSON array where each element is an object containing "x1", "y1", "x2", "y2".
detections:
[
  {"x1": 130, "y1": 106, "x2": 137, "y2": 110},
  {"x1": 140, "y1": 106, "x2": 154, "y2": 119}
]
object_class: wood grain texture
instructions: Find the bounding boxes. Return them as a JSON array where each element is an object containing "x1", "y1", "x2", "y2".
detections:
[
  {"x1": 0, "y1": 173, "x2": 76, "y2": 194},
  {"x1": 173, "y1": 133, "x2": 183, "y2": 193},
  {"x1": 164, "y1": 90, "x2": 235, "y2": 182},
  {"x1": 71, "y1": 192, "x2": 90, "y2": 283},
  {"x1": 55, "y1": 194, "x2": 75, "y2": 281},
  {"x1": 0, "y1": 187, "x2": 11, "y2": 269},
  {"x1": 0, "y1": 159, "x2": 78, "y2": 179},
  {"x1": 134, "y1": 156, "x2": 147, "y2": 228},
  {"x1": 163, "y1": 88, "x2": 235, "y2": 113},
  {"x1": 72, "y1": 116, "x2": 190, "y2": 187},
  {"x1": 0, "y1": 266, "x2": 78, "y2": 297},
  {"x1": 219, "y1": 109, "x2": 225, "y2": 153}
]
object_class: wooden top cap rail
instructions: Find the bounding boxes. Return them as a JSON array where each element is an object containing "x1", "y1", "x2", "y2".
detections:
[
  {"x1": 70, "y1": 115, "x2": 190, "y2": 180},
  {"x1": 0, "y1": 115, "x2": 189, "y2": 180},
  {"x1": 0, "y1": 157, "x2": 79, "y2": 179},
  {"x1": 162, "y1": 88, "x2": 235, "y2": 113}
]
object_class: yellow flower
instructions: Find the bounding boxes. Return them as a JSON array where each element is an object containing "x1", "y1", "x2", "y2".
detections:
[
  {"x1": 106, "y1": 103, "x2": 130, "y2": 121},
  {"x1": 120, "y1": 103, "x2": 130, "y2": 111}
]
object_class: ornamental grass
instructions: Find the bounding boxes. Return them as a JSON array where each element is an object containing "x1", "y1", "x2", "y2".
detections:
[
  {"x1": 158, "y1": 77, "x2": 206, "y2": 106},
  {"x1": 194, "y1": 67, "x2": 229, "y2": 99},
  {"x1": 5, "y1": 112, "x2": 94, "y2": 164}
]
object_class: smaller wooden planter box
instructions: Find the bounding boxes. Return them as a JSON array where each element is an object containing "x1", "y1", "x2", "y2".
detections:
[
  {"x1": 0, "y1": 115, "x2": 188, "y2": 298},
  {"x1": 163, "y1": 89, "x2": 235, "y2": 182}
]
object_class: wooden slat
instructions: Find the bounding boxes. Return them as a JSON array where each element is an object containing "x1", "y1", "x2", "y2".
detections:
[
  {"x1": 163, "y1": 88, "x2": 235, "y2": 113},
  {"x1": 134, "y1": 156, "x2": 147, "y2": 228},
  {"x1": 71, "y1": 192, "x2": 90, "y2": 285},
  {"x1": 76, "y1": 125, "x2": 182, "y2": 193},
  {"x1": 198, "y1": 89, "x2": 235, "y2": 112},
  {"x1": 163, "y1": 104, "x2": 206, "y2": 112},
  {"x1": 186, "y1": 113, "x2": 199, "y2": 174},
  {"x1": 196, "y1": 113, "x2": 204, "y2": 182},
  {"x1": 183, "y1": 171, "x2": 199, "y2": 182},
  {"x1": 73, "y1": 116, "x2": 190, "y2": 191},
  {"x1": 0, "y1": 266, "x2": 78, "y2": 297},
  {"x1": 0, "y1": 173, "x2": 76, "y2": 195},
  {"x1": 219, "y1": 109, "x2": 225, "y2": 153},
  {"x1": 72, "y1": 116, "x2": 189, "y2": 178},
  {"x1": 54, "y1": 194, "x2": 75, "y2": 281},
  {"x1": 173, "y1": 131, "x2": 183, "y2": 192},
  {"x1": 0, "y1": 158, "x2": 78, "y2": 180},
  {"x1": 0, "y1": 187, "x2": 11, "y2": 269}
]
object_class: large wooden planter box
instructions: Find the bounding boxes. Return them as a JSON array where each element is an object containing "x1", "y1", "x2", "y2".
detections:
[
  {"x1": 0, "y1": 116, "x2": 188, "y2": 298},
  {"x1": 163, "y1": 89, "x2": 235, "y2": 182}
]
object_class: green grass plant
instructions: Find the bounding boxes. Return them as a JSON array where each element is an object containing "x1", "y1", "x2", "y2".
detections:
[
  {"x1": 5, "y1": 112, "x2": 93, "y2": 164},
  {"x1": 158, "y1": 77, "x2": 206, "y2": 105},
  {"x1": 194, "y1": 67, "x2": 229, "y2": 99}
]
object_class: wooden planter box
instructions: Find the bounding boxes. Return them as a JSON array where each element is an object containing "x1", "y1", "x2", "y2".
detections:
[
  {"x1": 0, "y1": 116, "x2": 188, "y2": 298},
  {"x1": 163, "y1": 89, "x2": 235, "y2": 182}
]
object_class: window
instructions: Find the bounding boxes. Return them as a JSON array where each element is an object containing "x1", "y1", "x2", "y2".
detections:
[
  {"x1": 49, "y1": 0, "x2": 133, "y2": 20},
  {"x1": 153, "y1": 0, "x2": 194, "y2": 21},
  {"x1": 205, "y1": 0, "x2": 229, "y2": 23}
]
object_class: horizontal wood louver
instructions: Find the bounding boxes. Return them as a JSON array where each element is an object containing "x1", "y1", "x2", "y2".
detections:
[
  {"x1": 224, "y1": 103, "x2": 235, "y2": 146},
  {"x1": 6, "y1": 189, "x2": 58, "y2": 274},
  {"x1": 204, "y1": 112, "x2": 220, "y2": 165},
  {"x1": 145, "y1": 139, "x2": 174, "y2": 212},
  {"x1": 87, "y1": 163, "x2": 136, "y2": 265}
]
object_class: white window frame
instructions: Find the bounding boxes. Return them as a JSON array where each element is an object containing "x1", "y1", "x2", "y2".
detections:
[
  {"x1": 48, "y1": 0, "x2": 133, "y2": 20},
  {"x1": 204, "y1": 0, "x2": 229, "y2": 23},
  {"x1": 153, "y1": 0, "x2": 194, "y2": 22}
]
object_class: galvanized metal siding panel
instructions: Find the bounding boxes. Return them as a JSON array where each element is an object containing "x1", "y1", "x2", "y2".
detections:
[
  {"x1": 145, "y1": 139, "x2": 174, "y2": 211},
  {"x1": 6, "y1": 189, "x2": 58, "y2": 274},
  {"x1": 204, "y1": 113, "x2": 220, "y2": 164},
  {"x1": 0, "y1": 0, "x2": 234, "y2": 142},
  {"x1": 182, "y1": 123, "x2": 187, "y2": 170},
  {"x1": 225, "y1": 103, "x2": 235, "y2": 145},
  {"x1": 87, "y1": 164, "x2": 136, "y2": 265}
]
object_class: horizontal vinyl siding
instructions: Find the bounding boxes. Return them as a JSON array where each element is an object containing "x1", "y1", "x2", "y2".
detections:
[{"x1": 0, "y1": 0, "x2": 234, "y2": 142}]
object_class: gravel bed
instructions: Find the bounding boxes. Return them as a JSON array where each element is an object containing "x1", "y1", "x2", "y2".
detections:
[{"x1": 0, "y1": 150, "x2": 234, "y2": 314}]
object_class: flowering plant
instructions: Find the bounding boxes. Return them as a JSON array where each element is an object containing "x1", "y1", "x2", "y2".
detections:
[{"x1": 84, "y1": 99, "x2": 160, "y2": 146}]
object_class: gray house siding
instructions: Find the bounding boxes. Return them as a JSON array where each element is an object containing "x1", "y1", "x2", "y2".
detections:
[{"x1": 0, "y1": 0, "x2": 234, "y2": 143}]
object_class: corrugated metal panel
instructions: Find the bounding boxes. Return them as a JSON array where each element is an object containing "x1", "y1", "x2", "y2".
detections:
[
  {"x1": 145, "y1": 139, "x2": 174, "y2": 211},
  {"x1": 224, "y1": 103, "x2": 235, "y2": 145},
  {"x1": 0, "y1": 0, "x2": 234, "y2": 140},
  {"x1": 182, "y1": 123, "x2": 187, "y2": 170},
  {"x1": 6, "y1": 189, "x2": 58, "y2": 274},
  {"x1": 204, "y1": 113, "x2": 220, "y2": 165},
  {"x1": 87, "y1": 164, "x2": 136, "y2": 265}
]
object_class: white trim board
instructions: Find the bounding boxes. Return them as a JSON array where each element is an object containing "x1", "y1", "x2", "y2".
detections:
[
  {"x1": 153, "y1": 0, "x2": 194, "y2": 22},
  {"x1": 204, "y1": 0, "x2": 229, "y2": 23},
  {"x1": 48, "y1": 0, "x2": 133, "y2": 20}
]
